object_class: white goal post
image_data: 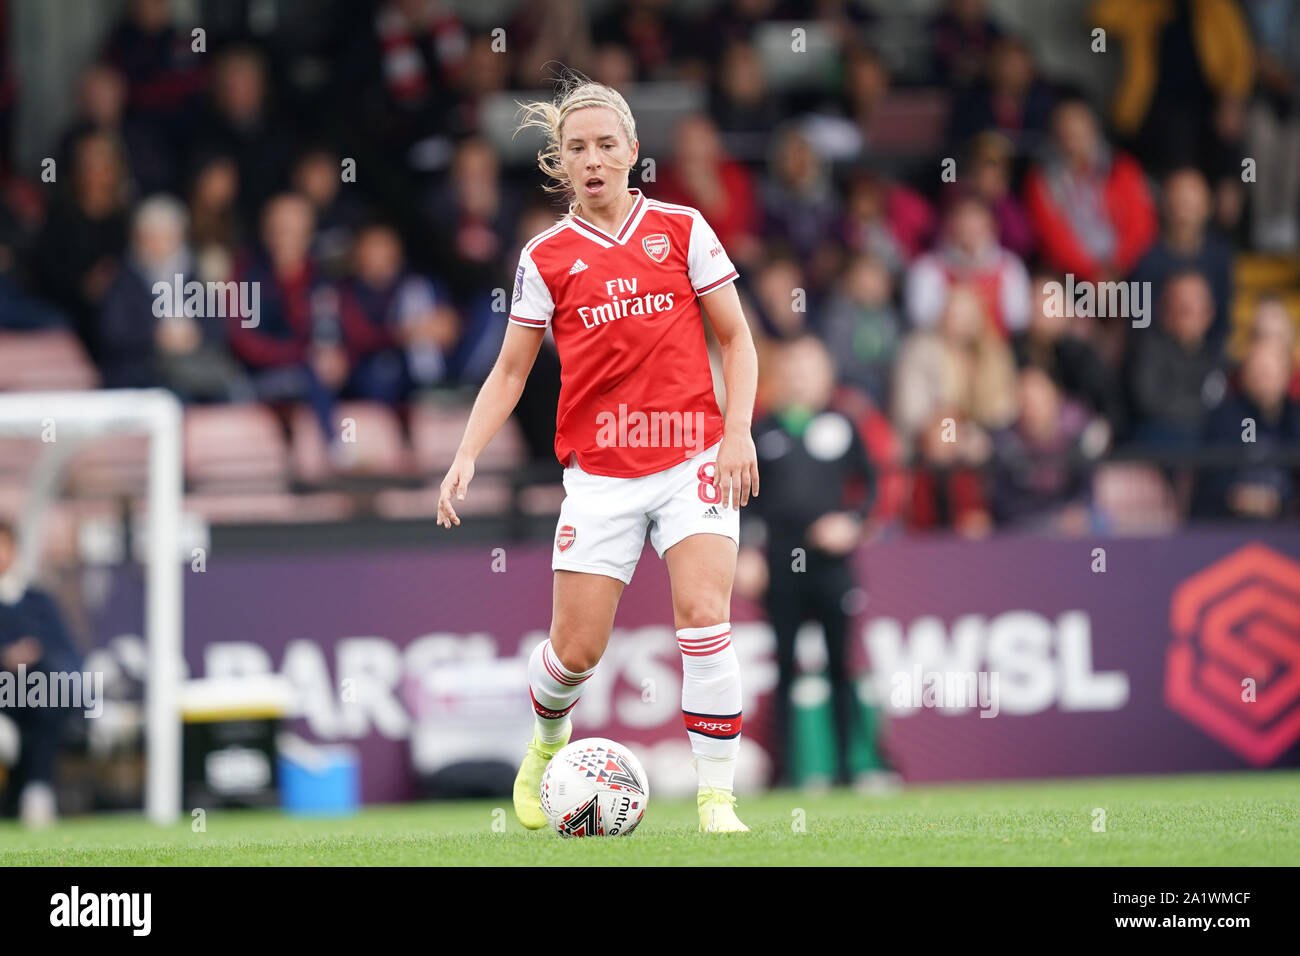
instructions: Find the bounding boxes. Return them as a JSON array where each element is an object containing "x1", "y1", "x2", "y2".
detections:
[{"x1": 0, "y1": 389, "x2": 182, "y2": 824}]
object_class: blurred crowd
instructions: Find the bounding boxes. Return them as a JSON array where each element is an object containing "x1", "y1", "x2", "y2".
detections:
[{"x1": 0, "y1": 0, "x2": 1297, "y2": 532}]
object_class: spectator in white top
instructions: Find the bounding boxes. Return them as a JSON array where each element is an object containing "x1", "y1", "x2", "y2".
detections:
[{"x1": 904, "y1": 194, "x2": 1030, "y2": 337}]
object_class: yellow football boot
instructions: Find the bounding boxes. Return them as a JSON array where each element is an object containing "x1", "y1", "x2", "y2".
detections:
[
  {"x1": 513, "y1": 726, "x2": 570, "y2": 829},
  {"x1": 698, "y1": 787, "x2": 750, "y2": 833}
]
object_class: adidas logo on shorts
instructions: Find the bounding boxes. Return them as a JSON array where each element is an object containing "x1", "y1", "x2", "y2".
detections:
[{"x1": 703, "y1": 505, "x2": 722, "y2": 519}]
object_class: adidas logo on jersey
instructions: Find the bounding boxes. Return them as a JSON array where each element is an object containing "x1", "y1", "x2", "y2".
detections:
[
  {"x1": 569, "y1": 259, "x2": 588, "y2": 275},
  {"x1": 703, "y1": 505, "x2": 722, "y2": 519}
]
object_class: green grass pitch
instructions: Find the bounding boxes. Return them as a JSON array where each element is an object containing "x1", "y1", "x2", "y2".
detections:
[{"x1": 1, "y1": 771, "x2": 1296, "y2": 866}]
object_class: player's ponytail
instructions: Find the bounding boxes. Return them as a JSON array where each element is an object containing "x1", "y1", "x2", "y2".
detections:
[{"x1": 515, "y1": 71, "x2": 638, "y2": 213}]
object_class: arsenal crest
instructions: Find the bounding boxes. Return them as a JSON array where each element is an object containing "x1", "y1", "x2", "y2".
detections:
[
  {"x1": 556, "y1": 524, "x2": 577, "y2": 552},
  {"x1": 642, "y1": 234, "x2": 670, "y2": 263}
]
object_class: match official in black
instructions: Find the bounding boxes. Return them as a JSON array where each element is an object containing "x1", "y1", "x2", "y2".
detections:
[{"x1": 739, "y1": 336, "x2": 877, "y2": 789}]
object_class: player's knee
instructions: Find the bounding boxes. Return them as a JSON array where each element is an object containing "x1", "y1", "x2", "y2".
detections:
[
  {"x1": 549, "y1": 638, "x2": 601, "y2": 674},
  {"x1": 675, "y1": 597, "x2": 728, "y2": 631}
]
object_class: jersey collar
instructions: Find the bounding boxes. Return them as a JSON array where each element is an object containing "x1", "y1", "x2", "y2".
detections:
[{"x1": 568, "y1": 189, "x2": 647, "y2": 247}]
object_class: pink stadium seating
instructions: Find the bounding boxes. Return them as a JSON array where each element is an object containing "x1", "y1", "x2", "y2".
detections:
[
  {"x1": 409, "y1": 402, "x2": 527, "y2": 474},
  {"x1": 0, "y1": 436, "x2": 43, "y2": 479},
  {"x1": 65, "y1": 434, "x2": 150, "y2": 497},
  {"x1": 867, "y1": 89, "x2": 951, "y2": 155},
  {"x1": 184, "y1": 490, "x2": 356, "y2": 524},
  {"x1": 374, "y1": 477, "x2": 512, "y2": 519},
  {"x1": 290, "y1": 401, "x2": 412, "y2": 481},
  {"x1": 184, "y1": 404, "x2": 291, "y2": 491},
  {"x1": 0, "y1": 330, "x2": 98, "y2": 391}
]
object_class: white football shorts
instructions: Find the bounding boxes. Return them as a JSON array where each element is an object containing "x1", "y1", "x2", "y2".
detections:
[{"x1": 551, "y1": 440, "x2": 740, "y2": 584}]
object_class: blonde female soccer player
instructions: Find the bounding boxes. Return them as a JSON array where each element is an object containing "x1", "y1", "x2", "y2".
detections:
[{"x1": 437, "y1": 78, "x2": 759, "y2": 833}]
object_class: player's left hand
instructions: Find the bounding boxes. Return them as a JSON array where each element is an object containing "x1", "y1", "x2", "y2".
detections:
[{"x1": 713, "y1": 430, "x2": 758, "y2": 509}]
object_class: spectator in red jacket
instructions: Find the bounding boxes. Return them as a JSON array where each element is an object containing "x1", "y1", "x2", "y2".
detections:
[
  {"x1": 1023, "y1": 95, "x2": 1158, "y2": 283},
  {"x1": 657, "y1": 113, "x2": 761, "y2": 268},
  {"x1": 905, "y1": 433, "x2": 992, "y2": 536}
]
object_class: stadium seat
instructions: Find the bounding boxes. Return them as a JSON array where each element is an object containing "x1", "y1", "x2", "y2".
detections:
[
  {"x1": 185, "y1": 490, "x2": 357, "y2": 525},
  {"x1": 867, "y1": 88, "x2": 951, "y2": 156},
  {"x1": 184, "y1": 404, "x2": 291, "y2": 491},
  {"x1": 409, "y1": 401, "x2": 528, "y2": 475},
  {"x1": 0, "y1": 330, "x2": 99, "y2": 391},
  {"x1": 373, "y1": 477, "x2": 512, "y2": 519},
  {"x1": 65, "y1": 434, "x2": 150, "y2": 497},
  {"x1": 0, "y1": 429, "x2": 149, "y2": 505},
  {"x1": 475, "y1": 416, "x2": 528, "y2": 472},
  {"x1": 0, "y1": 482, "x2": 22, "y2": 518},
  {"x1": 290, "y1": 401, "x2": 412, "y2": 481},
  {"x1": 408, "y1": 402, "x2": 470, "y2": 474},
  {"x1": 0, "y1": 436, "x2": 44, "y2": 481}
]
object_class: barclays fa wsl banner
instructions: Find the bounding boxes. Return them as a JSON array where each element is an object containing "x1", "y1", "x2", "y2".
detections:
[{"x1": 92, "y1": 529, "x2": 1300, "y2": 802}]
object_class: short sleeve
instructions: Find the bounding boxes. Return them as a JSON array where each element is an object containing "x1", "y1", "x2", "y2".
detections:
[
  {"x1": 687, "y1": 211, "x2": 739, "y2": 295},
  {"x1": 508, "y1": 248, "x2": 554, "y2": 328}
]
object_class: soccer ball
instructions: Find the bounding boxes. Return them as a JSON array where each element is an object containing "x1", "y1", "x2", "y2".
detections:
[{"x1": 540, "y1": 738, "x2": 649, "y2": 837}]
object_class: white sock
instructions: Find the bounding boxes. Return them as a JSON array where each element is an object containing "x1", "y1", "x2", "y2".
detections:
[
  {"x1": 695, "y1": 755, "x2": 737, "y2": 791},
  {"x1": 537, "y1": 714, "x2": 571, "y2": 746},
  {"x1": 528, "y1": 639, "x2": 593, "y2": 744},
  {"x1": 678, "y1": 623, "x2": 741, "y2": 792},
  {"x1": 19, "y1": 781, "x2": 56, "y2": 828}
]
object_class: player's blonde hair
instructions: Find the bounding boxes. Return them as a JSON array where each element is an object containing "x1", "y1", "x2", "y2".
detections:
[{"x1": 516, "y1": 73, "x2": 638, "y2": 210}]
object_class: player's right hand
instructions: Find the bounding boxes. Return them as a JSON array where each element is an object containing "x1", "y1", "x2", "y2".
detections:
[{"x1": 437, "y1": 454, "x2": 475, "y2": 528}]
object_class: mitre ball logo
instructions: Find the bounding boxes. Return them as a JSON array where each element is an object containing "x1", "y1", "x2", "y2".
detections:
[{"x1": 1165, "y1": 542, "x2": 1300, "y2": 766}]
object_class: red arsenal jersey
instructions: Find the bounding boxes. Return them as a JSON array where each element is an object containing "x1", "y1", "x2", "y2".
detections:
[{"x1": 509, "y1": 189, "x2": 740, "y2": 477}]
